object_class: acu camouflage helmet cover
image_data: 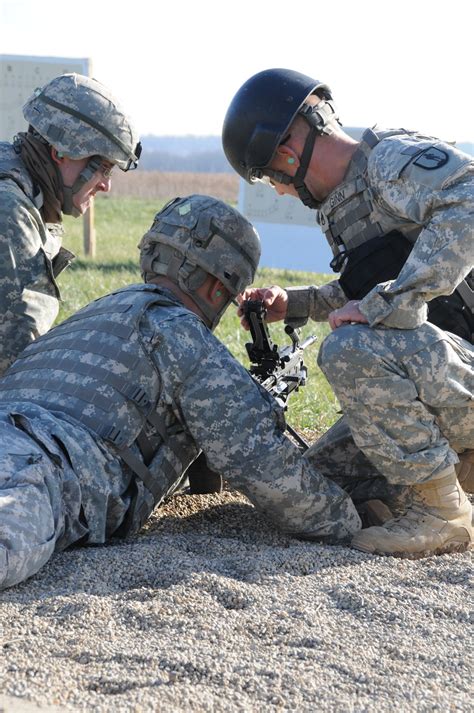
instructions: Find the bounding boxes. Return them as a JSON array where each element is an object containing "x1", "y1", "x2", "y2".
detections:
[
  {"x1": 23, "y1": 73, "x2": 141, "y2": 171},
  {"x1": 139, "y1": 194, "x2": 261, "y2": 299}
]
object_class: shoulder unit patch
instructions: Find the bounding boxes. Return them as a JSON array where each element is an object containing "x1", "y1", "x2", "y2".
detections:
[{"x1": 413, "y1": 147, "x2": 449, "y2": 170}]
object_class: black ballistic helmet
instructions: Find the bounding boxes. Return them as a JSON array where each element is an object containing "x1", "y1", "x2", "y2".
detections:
[{"x1": 222, "y1": 68, "x2": 333, "y2": 183}]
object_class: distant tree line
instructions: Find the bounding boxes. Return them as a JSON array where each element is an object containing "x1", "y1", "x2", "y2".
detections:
[
  {"x1": 139, "y1": 150, "x2": 232, "y2": 173},
  {"x1": 140, "y1": 135, "x2": 232, "y2": 173},
  {"x1": 139, "y1": 135, "x2": 474, "y2": 174}
]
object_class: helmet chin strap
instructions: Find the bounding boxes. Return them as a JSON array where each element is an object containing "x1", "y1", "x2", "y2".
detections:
[
  {"x1": 265, "y1": 99, "x2": 340, "y2": 209},
  {"x1": 183, "y1": 287, "x2": 233, "y2": 331},
  {"x1": 292, "y1": 99, "x2": 340, "y2": 208},
  {"x1": 291, "y1": 124, "x2": 321, "y2": 208},
  {"x1": 164, "y1": 253, "x2": 233, "y2": 331},
  {"x1": 60, "y1": 156, "x2": 103, "y2": 218}
]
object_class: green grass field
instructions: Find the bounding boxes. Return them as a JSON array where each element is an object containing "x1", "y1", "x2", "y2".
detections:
[{"x1": 58, "y1": 195, "x2": 340, "y2": 437}]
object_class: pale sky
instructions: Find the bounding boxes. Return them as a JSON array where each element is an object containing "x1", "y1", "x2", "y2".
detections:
[{"x1": 1, "y1": 0, "x2": 473, "y2": 142}]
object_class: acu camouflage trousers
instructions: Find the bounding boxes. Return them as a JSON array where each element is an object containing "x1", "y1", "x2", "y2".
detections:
[{"x1": 314, "y1": 322, "x2": 474, "y2": 489}]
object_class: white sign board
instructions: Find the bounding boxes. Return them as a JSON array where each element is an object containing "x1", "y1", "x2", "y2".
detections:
[
  {"x1": 239, "y1": 181, "x2": 317, "y2": 227},
  {"x1": 238, "y1": 179, "x2": 332, "y2": 273},
  {"x1": 0, "y1": 54, "x2": 90, "y2": 141}
]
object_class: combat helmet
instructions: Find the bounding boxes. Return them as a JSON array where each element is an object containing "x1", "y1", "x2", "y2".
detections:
[
  {"x1": 139, "y1": 195, "x2": 261, "y2": 329},
  {"x1": 23, "y1": 73, "x2": 141, "y2": 171},
  {"x1": 222, "y1": 68, "x2": 339, "y2": 207}
]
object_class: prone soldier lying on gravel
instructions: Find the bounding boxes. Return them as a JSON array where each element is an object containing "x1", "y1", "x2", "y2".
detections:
[{"x1": 0, "y1": 195, "x2": 361, "y2": 591}]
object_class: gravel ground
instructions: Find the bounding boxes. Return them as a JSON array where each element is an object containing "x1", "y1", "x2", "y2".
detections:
[{"x1": 0, "y1": 490, "x2": 472, "y2": 712}]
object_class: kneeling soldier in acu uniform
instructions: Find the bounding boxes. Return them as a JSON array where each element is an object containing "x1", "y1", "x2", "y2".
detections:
[
  {"x1": 223, "y1": 68, "x2": 474, "y2": 558},
  {"x1": 0, "y1": 73, "x2": 141, "y2": 376},
  {"x1": 0, "y1": 195, "x2": 361, "y2": 590}
]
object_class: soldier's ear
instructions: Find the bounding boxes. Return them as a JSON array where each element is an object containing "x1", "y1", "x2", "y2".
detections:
[
  {"x1": 275, "y1": 145, "x2": 299, "y2": 168},
  {"x1": 209, "y1": 278, "x2": 227, "y2": 305},
  {"x1": 51, "y1": 148, "x2": 64, "y2": 164}
]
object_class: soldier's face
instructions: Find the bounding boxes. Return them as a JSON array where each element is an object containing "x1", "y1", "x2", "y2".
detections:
[
  {"x1": 57, "y1": 156, "x2": 113, "y2": 215},
  {"x1": 267, "y1": 149, "x2": 300, "y2": 199},
  {"x1": 73, "y1": 160, "x2": 113, "y2": 214}
]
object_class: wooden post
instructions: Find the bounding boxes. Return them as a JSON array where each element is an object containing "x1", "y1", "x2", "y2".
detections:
[{"x1": 83, "y1": 202, "x2": 96, "y2": 258}]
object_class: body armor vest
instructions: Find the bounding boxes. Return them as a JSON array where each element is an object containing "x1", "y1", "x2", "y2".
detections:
[
  {"x1": 0, "y1": 142, "x2": 72, "y2": 279},
  {"x1": 0, "y1": 142, "x2": 38, "y2": 202},
  {"x1": 318, "y1": 129, "x2": 474, "y2": 343},
  {"x1": 0, "y1": 284, "x2": 192, "y2": 514}
]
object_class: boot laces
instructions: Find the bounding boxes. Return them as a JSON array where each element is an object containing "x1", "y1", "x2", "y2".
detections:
[{"x1": 381, "y1": 505, "x2": 434, "y2": 534}]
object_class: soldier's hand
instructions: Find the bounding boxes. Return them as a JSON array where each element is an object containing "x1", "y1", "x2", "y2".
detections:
[
  {"x1": 237, "y1": 285, "x2": 288, "y2": 330},
  {"x1": 328, "y1": 300, "x2": 369, "y2": 330}
]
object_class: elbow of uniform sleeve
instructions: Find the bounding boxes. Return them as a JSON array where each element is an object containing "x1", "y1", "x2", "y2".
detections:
[
  {"x1": 359, "y1": 284, "x2": 428, "y2": 329},
  {"x1": 284, "y1": 286, "x2": 313, "y2": 327}
]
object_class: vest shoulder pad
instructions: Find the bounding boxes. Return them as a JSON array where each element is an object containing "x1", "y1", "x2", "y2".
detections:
[
  {"x1": 0, "y1": 142, "x2": 36, "y2": 200},
  {"x1": 368, "y1": 132, "x2": 474, "y2": 190}
]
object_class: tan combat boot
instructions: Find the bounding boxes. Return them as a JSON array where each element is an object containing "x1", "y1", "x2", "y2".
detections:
[
  {"x1": 351, "y1": 468, "x2": 473, "y2": 558},
  {"x1": 455, "y1": 450, "x2": 474, "y2": 494}
]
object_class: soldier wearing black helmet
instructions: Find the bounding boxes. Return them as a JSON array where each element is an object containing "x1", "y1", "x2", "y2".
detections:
[
  {"x1": 0, "y1": 73, "x2": 141, "y2": 375},
  {"x1": 223, "y1": 68, "x2": 474, "y2": 558},
  {"x1": 0, "y1": 195, "x2": 361, "y2": 590}
]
